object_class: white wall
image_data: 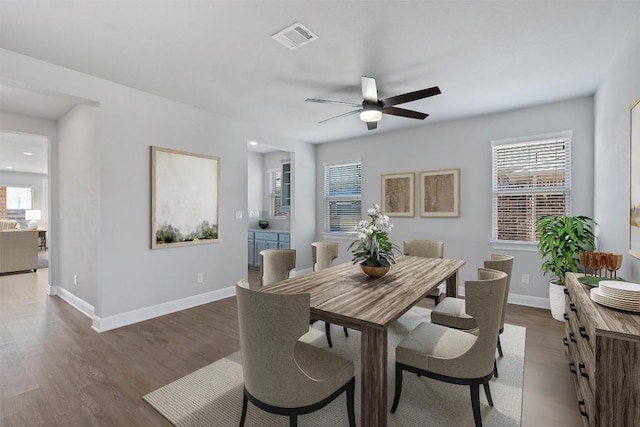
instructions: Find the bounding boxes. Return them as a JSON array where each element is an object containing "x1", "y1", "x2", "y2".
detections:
[
  {"x1": 317, "y1": 96, "x2": 595, "y2": 305},
  {"x1": 594, "y1": 12, "x2": 640, "y2": 280},
  {"x1": 247, "y1": 151, "x2": 263, "y2": 228},
  {"x1": 58, "y1": 104, "x2": 100, "y2": 307},
  {"x1": 0, "y1": 49, "x2": 315, "y2": 330}
]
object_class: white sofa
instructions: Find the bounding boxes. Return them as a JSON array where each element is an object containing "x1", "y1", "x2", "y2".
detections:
[{"x1": 0, "y1": 230, "x2": 38, "y2": 274}]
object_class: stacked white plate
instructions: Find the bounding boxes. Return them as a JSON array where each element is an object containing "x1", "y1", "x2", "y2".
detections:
[{"x1": 590, "y1": 280, "x2": 640, "y2": 312}]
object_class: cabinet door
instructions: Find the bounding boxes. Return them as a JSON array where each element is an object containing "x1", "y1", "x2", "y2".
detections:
[
  {"x1": 254, "y1": 240, "x2": 279, "y2": 268},
  {"x1": 248, "y1": 239, "x2": 255, "y2": 266},
  {"x1": 282, "y1": 162, "x2": 291, "y2": 208}
]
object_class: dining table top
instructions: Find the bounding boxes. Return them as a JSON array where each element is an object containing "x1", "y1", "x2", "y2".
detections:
[{"x1": 261, "y1": 255, "x2": 466, "y2": 331}]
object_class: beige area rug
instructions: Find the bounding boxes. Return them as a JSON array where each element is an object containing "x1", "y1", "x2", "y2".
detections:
[{"x1": 144, "y1": 307, "x2": 525, "y2": 427}]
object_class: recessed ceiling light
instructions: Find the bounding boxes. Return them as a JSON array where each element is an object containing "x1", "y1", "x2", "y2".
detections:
[
  {"x1": 249, "y1": 141, "x2": 258, "y2": 146},
  {"x1": 23, "y1": 152, "x2": 33, "y2": 156},
  {"x1": 6, "y1": 166, "x2": 13, "y2": 169}
]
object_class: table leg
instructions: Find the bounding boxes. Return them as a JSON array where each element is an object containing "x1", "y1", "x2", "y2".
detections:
[
  {"x1": 446, "y1": 270, "x2": 459, "y2": 297},
  {"x1": 360, "y1": 325, "x2": 387, "y2": 427}
]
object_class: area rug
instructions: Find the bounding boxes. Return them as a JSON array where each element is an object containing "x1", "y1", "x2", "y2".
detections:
[{"x1": 144, "y1": 307, "x2": 525, "y2": 427}]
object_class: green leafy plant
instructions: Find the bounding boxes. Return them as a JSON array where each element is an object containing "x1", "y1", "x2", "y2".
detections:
[
  {"x1": 348, "y1": 204, "x2": 401, "y2": 267},
  {"x1": 535, "y1": 215, "x2": 596, "y2": 286}
]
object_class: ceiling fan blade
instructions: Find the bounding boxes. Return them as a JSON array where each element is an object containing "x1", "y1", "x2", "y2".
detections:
[
  {"x1": 367, "y1": 121, "x2": 378, "y2": 131},
  {"x1": 306, "y1": 98, "x2": 362, "y2": 108},
  {"x1": 361, "y1": 76, "x2": 378, "y2": 103},
  {"x1": 318, "y1": 109, "x2": 362, "y2": 124},
  {"x1": 382, "y1": 86, "x2": 441, "y2": 107},
  {"x1": 382, "y1": 106, "x2": 428, "y2": 120}
]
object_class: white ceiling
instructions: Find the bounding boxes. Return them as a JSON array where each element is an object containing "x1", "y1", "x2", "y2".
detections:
[{"x1": 1, "y1": 1, "x2": 639, "y2": 148}]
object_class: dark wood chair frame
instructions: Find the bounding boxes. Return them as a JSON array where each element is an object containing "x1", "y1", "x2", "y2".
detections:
[
  {"x1": 240, "y1": 377, "x2": 356, "y2": 427},
  {"x1": 323, "y1": 321, "x2": 349, "y2": 348},
  {"x1": 391, "y1": 362, "x2": 494, "y2": 427}
]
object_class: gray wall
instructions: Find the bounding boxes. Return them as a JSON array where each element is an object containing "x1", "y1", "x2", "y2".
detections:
[
  {"x1": 1, "y1": 48, "x2": 316, "y2": 329},
  {"x1": 316, "y1": 96, "x2": 595, "y2": 306},
  {"x1": 594, "y1": 12, "x2": 640, "y2": 280}
]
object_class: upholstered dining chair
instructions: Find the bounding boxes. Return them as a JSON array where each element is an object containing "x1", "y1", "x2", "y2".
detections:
[
  {"x1": 431, "y1": 254, "x2": 514, "y2": 376},
  {"x1": 403, "y1": 240, "x2": 445, "y2": 305},
  {"x1": 390, "y1": 268, "x2": 508, "y2": 427},
  {"x1": 260, "y1": 249, "x2": 296, "y2": 286},
  {"x1": 311, "y1": 242, "x2": 349, "y2": 348},
  {"x1": 236, "y1": 280, "x2": 356, "y2": 427}
]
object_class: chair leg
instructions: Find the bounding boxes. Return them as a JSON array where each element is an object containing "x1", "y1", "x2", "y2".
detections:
[
  {"x1": 289, "y1": 415, "x2": 297, "y2": 427},
  {"x1": 483, "y1": 381, "x2": 494, "y2": 407},
  {"x1": 390, "y1": 364, "x2": 403, "y2": 413},
  {"x1": 434, "y1": 294, "x2": 440, "y2": 305},
  {"x1": 494, "y1": 359, "x2": 499, "y2": 378},
  {"x1": 343, "y1": 326, "x2": 349, "y2": 337},
  {"x1": 470, "y1": 383, "x2": 483, "y2": 427},
  {"x1": 497, "y1": 336, "x2": 503, "y2": 358},
  {"x1": 239, "y1": 390, "x2": 248, "y2": 427},
  {"x1": 346, "y1": 379, "x2": 356, "y2": 427},
  {"x1": 325, "y1": 322, "x2": 333, "y2": 348}
]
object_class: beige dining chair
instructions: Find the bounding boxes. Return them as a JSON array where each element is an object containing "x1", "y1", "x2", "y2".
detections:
[
  {"x1": 312, "y1": 241, "x2": 349, "y2": 348},
  {"x1": 431, "y1": 254, "x2": 514, "y2": 376},
  {"x1": 403, "y1": 240, "x2": 445, "y2": 305},
  {"x1": 390, "y1": 268, "x2": 508, "y2": 427},
  {"x1": 260, "y1": 249, "x2": 296, "y2": 286},
  {"x1": 236, "y1": 280, "x2": 356, "y2": 427}
]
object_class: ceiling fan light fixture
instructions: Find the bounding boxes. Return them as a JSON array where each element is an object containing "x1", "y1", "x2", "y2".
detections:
[{"x1": 360, "y1": 109, "x2": 382, "y2": 122}]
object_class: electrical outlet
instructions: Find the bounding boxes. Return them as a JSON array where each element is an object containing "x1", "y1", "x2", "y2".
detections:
[
  {"x1": 235, "y1": 210, "x2": 243, "y2": 219},
  {"x1": 73, "y1": 274, "x2": 78, "y2": 285},
  {"x1": 521, "y1": 273, "x2": 529, "y2": 284},
  {"x1": 197, "y1": 273, "x2": 204, "y2": 284}
]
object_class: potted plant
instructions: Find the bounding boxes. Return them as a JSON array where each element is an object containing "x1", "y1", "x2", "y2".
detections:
[
  {"x1": 348, "y1": 204, "x2": 401, "y2": 278},
  {"x1": 535, "y1": 215, "x2": 596, "y2": 320}
]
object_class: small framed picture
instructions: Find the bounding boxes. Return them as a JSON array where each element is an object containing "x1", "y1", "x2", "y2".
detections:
[
  {"x1": 381, "y1": 172, "x2": 415, "y2": 217},
  {"x1": 419, "y1": 168, "x2": 460, "y2": 218}
]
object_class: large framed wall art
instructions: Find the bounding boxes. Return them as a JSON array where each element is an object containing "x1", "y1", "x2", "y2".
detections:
[
  {"x1": 381, "y1": 172, "x2": 415, "y2": 217},
  {"x1": 630, "y1": 98, "x2": 640, "y2": 259},
  {"x1": 151, "y1": 146, "x2": 220, "y2": 249},
  {"x1": 419, "y1": 168, "x2": 460, "y2": 218}
]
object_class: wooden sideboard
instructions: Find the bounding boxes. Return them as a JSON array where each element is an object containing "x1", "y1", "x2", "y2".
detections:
[{"x1": 563, "y1": 273, "x2": 640, "y2": 426}]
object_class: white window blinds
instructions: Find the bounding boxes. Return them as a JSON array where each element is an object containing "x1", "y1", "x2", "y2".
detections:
[
  {"x1": 492, "y1": 136, "x2": 571, "y2": 242},
  {"x1": 324, "y1": 161, "x2": 362, "y2": 233}
]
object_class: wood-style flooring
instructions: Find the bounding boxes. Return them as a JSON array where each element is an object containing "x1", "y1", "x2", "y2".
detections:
[{"x1": 0, "y1": 268, "x2": 582, "y2": 426}]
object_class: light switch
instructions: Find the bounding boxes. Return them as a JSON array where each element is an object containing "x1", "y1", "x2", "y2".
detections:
[{"x1": 235, "y1": 210, "x2": 243, "y2": 219}]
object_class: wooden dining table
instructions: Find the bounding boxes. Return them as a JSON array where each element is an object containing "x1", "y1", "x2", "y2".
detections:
[{"x1": 261, "y1": 255, "x2": 466, "y2": 427}]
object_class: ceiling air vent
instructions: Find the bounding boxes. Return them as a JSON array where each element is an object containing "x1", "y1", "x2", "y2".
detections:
[{"x1": 272, "y1": 22, "x2": 318, "y2": 50}]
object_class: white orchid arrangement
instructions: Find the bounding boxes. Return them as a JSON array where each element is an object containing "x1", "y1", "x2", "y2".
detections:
[{"x1": 348, "y1": 204, "x2": 400, "y2": 267}]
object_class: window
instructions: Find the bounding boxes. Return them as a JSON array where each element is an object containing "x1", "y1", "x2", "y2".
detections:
[
  {"x1": 268, "y1": 168, "x2": 286, "y2": 218},
  {"x1": 492, "y1": 133, "x2": 571, "y2": 243},
  {"x1": 0, "y1": 186, "x2": 33, "y2": 224},
  {"x1": 324, "y1": 161, "x2": 362, "y2": 233}
]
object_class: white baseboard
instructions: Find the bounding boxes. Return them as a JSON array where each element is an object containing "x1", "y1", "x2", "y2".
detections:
[
  {"x1": 507, "y1": 293, "x2": 550, "y2": 310},
  {"x1": 458, "y1": 288, "x2": 550, "y2": 310},
  {"x1": 91, "y1": 286, "x2": 236, "y2": 333},
  {"x1": 56, "y1": 286, "x2": 95, "y2": 319}
]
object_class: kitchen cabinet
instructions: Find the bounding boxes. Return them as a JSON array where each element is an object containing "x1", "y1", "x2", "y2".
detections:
[
  {"x1": 281, "y1": 162, "x2": 291, "y2": 209},
  {"x1": 248, "y1": 231, "x2": 290, "y2": 268}
]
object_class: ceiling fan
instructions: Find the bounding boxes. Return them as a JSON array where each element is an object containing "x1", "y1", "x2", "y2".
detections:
[{"x1": 306, "y1": 76, "x2": 441, "y2": 130}]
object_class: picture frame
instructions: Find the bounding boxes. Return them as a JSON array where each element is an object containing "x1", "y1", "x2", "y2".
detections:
[
  {"x1": 419, "y1": 168, "x2": 460, "y2": 218},
  {"x1": 629, "y1": 98, "x2": 640, "y2": 259},
  {"x1": 151, "y1": 146, "x2": 220, "y2": 249},
  {"x1": 381, "y1": 172, "x2": 415, "y2": 217}
]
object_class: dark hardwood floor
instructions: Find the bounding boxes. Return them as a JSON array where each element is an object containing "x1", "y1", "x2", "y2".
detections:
[{"x1": 0, "y1": 269, "x2": 582, "y2": 426}]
